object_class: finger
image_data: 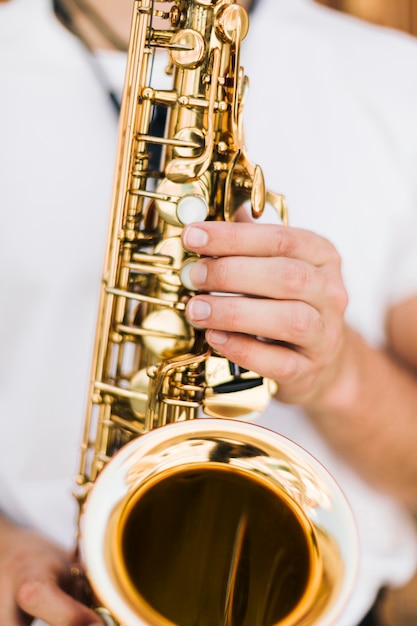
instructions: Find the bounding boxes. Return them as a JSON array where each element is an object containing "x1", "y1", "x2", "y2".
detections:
[
  {"x1": 187, "y1": 255, "x2": 324, "y2": 302},
  {"x1": 204, "y1": 329, "x2": 312, "y2": 396},
  {"x1": 16, "y1": 577, "x2": 101, "y2": 626},
  {"x1": 186, "y1": 294, "x2": 324, "y2": 350},
  {"x1": 182, "y1": 222, "x2": 338, "y2": 266}
]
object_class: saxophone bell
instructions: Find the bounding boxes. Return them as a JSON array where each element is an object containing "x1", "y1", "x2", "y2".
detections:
[{"x1": 81, "y1": 420, "x2": 358, "y2": 626}]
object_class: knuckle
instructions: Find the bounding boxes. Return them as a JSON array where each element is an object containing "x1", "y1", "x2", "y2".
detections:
[
  {"x1": 335, "y1": 283, "x2": 349, "y2": 312},
  {"x1": 289, "y1": 304, "x2": 315, "y2": 338},
  {"x1": 320, "y1": 235, "x2": 341, "y2": 264},
  {"x1": 230, "y1": 223, "x2": 243, "y2": 252},
  {"x1": 327, "y1": 241, "x2": 342, "y2": 265},
  {"x1": 325, "y1": 279, "x2": 348, "y2": 315},
  {"x1": 283, "y1": 261, "x2": 312, "y2": 293},
  {"x1": 227, "y1": 297, "x2": 242, "y2": 330},
  {"x1": 228, "y1": 340, "x2": 251, "y2": 366},
  {"x1": 273, "y1": 227, "x2": 296, "y2": 257},
  {"x1": 274, "y1": 349, "x2": 298, "y2": 381},
  {"x1": 213, "y1": 257, "x2": 231, "y2": 291}
]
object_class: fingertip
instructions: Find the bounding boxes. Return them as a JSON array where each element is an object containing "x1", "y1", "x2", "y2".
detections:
[
  {"x1": 206, "y1": 329, "x2": 228, "y2": 346},
  {"x1": 182, "y1": 225, "x2": 209, "y2": 250}
]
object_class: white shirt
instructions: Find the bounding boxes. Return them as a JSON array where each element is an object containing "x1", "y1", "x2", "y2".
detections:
[
  {"x1": 1, "y1": 1, "x2": 417, "y2": 625},
  {"x1": 0, "y1": 0, "x2": 120, "y2": 544},
  {"x1": 243, "y1": 1, "x2": 417, "y2": 624}
]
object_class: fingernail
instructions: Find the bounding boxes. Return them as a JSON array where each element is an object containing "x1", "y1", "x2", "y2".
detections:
[
  {"x1": 192, "y1": 261, "x2": 207, "y2": 286},
  {"x1": 180, "y1": 261, "x2": 197, "y2": 290},
  {"x1": 188, "y1": 299, "x2": 211, "y2": 321},
  {"x1": 180, "y1": 260, "x2": 207, "y2": 290},
  {"x1": 183, "y1": 226, "x2": 209, "y2": 249},
  {"x1": 207, "y1": 329, "x2": 228, "y2": 345}
]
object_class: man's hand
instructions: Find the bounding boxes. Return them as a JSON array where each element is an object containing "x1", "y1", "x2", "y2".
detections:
[
  {"x1": 181, "y1": 221, "x2": 417, "y2": 509},
  {"x1": 181, "y1": 221, "x2": 349, "y2": 408},
  {"x1": 0, "y1": 516, "x2": 101, "y2": 626}
]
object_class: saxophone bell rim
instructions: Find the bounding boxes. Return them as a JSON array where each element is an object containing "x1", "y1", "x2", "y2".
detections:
[{"x1": 80, "y1": 418, "x2": 358, "y2": 626}]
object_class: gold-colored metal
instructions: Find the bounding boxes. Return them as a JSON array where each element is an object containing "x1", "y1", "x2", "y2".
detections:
[
  {"x1": 76, "y1": 0, "x2": 284, "y2": 488},
  {"x1": 81, "y1": 421, "x2": 357, "y2": 626},
  {"x1": 76, "y1": 2, "x2": 357, "y2": 625}
]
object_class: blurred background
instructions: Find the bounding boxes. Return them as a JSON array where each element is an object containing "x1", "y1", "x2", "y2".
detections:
[{"x1": 314, "y1": 1, "x2": 417, "y2": 623}]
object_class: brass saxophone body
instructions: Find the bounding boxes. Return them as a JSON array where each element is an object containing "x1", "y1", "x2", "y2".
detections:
[{"x1": 75, "y1": 2, "x2": 358, "y2": 624}]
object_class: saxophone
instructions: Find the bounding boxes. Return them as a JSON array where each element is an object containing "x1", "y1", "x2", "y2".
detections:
[{"x1": 74, "y1": 2, "x2": 358, "y2": 624}]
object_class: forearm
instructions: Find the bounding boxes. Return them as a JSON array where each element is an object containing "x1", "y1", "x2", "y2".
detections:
[{"x1": 305, "y1": 327, "x2": 417, "y2": 510}]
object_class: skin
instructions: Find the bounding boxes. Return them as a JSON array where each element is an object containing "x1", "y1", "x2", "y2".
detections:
[{"x1": 1, "y1": 0, "x2": 417, "y2": 623}]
